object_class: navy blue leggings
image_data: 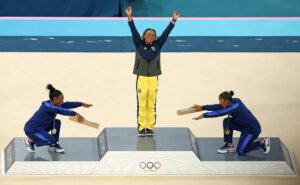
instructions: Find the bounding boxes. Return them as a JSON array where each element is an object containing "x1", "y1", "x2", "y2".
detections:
[
  {"x1": 223, "y1": 118, "x2": 262, "y2": 155},
  {"x1": 25, "y1": 119, "x2": 61, "y2": 147}
]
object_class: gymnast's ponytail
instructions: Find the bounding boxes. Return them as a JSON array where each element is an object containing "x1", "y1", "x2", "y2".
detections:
[
  {"x1": 46, "y1": 84, "x2": 62, "y2": 100},
  {"x1": 219, "y1": 90, "x2": 234, "y2": 101}
]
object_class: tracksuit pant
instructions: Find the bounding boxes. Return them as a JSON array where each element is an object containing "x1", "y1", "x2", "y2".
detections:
[
  {"x1": 136, "y1": 76, "x2": 158, "y2": 131},
  {"x1": 24, "y1": 119, "x2": 61, "y2": 146},
  {"x1": 223, "y1": 117, "x2": 262, "y2": 155}
]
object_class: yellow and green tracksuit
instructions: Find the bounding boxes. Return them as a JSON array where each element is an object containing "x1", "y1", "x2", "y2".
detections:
[
  {"x1": 128, "y1": 19, "x2": 175, "y2": 131},
  {"x1": 134, "y1": 53, "x2": 161, "y2": 131},
  {"x1": 136, "y1": 75, "x2": 158, "y2": 131}
]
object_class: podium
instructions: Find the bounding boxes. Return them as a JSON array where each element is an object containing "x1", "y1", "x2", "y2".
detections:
[{"x1": 2, "y1": 127, "x2": 296, "y2": 175}]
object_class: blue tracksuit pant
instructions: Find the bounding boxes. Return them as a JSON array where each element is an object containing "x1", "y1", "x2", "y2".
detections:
[
  {"x1": 223, "y1": 118, "x2": 262, "y2": 155},
  {"x1": 24, "y1": 119, "x2": 61, "y2": 146}
]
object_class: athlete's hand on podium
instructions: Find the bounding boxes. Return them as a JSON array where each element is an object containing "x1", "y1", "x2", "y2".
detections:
[
  {"x1": 191, "y1": 104, "x2": 202, "y2": 112},
  {"x1": 193, "y1": 114, "x2": 204, "y2": 120},
  {"x1": 76, "y1": 113, "x2": 85, "y2": 122},
  {"x1": 82, "y1": 102, "x2": 93, "y2": 108}
]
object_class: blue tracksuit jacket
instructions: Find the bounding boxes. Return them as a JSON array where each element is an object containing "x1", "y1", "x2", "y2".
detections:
[
  {"x1": 128, "y1": 20, "x2": 174, "y2": 61},
  {"x1": 202, "y1": 98, "x2": 261, "y2": 134},
  {"x1": 24, "y1": 100, "x2": 82, "y2": 132}
]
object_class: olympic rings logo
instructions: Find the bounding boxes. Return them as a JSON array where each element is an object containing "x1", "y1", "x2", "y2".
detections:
[{"x1": 139, "y1": 161, "x2": 161, "y2": 172}]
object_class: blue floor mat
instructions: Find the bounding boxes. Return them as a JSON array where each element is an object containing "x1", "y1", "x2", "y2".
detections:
[{"x1": 0, "y1": 36, "x2": 299, "y2": 52}]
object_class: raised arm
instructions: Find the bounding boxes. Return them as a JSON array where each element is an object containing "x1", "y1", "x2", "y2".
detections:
[
  {"x1": 125, "y1": 6, "x2": 142, "y2": 47},
  {"x1": 157, "y1": 10, "x2": 180, "y2": 47}
]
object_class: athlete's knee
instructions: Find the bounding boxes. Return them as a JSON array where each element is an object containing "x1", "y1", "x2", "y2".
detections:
[
  {"x1": 138, "y1": 106, "x2": 147, "y2": 112},
  {"x1": 147, "y1": 104, "x2": 156, "y2": 110},
  {"x1": 237, "y1": 147, "x2": 245, "y2": 156},
  {"x1": 224, "y1": 129, "x2": 231, "y2": 135},
  {"x1": 24, "y1": 131, "x2": 34, "y2": 139}
]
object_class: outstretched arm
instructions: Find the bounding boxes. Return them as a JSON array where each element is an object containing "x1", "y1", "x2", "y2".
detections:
[
  {"x1": 202, "y1": 104, "x2": 223, "y2": 111},
  {"x1": 203, "y1": 102, "x2": 240, "y2": 118},
  {"x1": 191, "y1": 103, "x2": 221, "y2": 120},
  {"x1": 44, "y1": 101, "x2": 87, "y2": 122},
  {"x1": 193, "y1": 103, "x2": 240, "y2": 120},
  {"x1": 157, "y1": 10, "x2": 180, "y2": 47},
  {"x1": 61, "y1": 102, "x2": 82, "y2": 109},
  {"x1": 61, "y1": 102, "x2": 93, "y2": 109},
  {"x1": 125, "y1": 6, "x2": 142, "y2": 47},
  {"x1": 44, "y1": 101, "x2": 77, "y2": 116}
]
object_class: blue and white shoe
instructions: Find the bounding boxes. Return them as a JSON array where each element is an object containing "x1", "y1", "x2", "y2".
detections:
[
  {"x1": 24, "y1": 138, "x2": 35, "y2": 152},
  {"x1": 217, "y1": 143, "x2": 235, "y2": 154},
  {"x1": 262, "y1": 137, "x2": 271, "y2": 154},
  {"x1": 48, "y1": 143, "x2": 64, "y2": 153}
]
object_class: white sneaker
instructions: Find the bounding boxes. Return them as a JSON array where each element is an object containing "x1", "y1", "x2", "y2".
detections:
[
  {"x1": 217, "y1": 143, "x2": 235, "y2": 153},
  {"x1": 263, "y1": 137, "x2": 271, "y2": 154},
  {"x1": 48, "y1": 144, "x2": 64, "y2": 153},
  {"x1": 24, "y1": 138, "x2": 35, "y2": 152}
]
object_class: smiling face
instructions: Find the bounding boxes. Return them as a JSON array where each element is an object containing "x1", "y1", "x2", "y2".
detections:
[{"x1": 143, "y1": 29, "x2": 156, "y2": 45}]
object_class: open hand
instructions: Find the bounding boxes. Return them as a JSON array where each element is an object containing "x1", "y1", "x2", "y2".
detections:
[
  {"x1": 76, "y1": 113, "x2": 85, "y2": 122},
  {"x1": 191, "y1": 104, "x2": 202, "y2": 112},
  {"x1": 193, "y1": 114, "x2": 204, "y2": 120},
  {"x1": 125, "y1": 6, "x2": 132, "y2": 16},
  {"x1": 82, "y1": 103, "x2": 93, "y2": 108},
  {"x1": 173, "y1": 10, "x2": 180, "y2": 21}
]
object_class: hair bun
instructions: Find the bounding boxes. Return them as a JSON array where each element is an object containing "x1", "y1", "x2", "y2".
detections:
[
  {"x1": 46, "y1": 84, "x2": 55, "y2": 92},
  {"x1": 229, "y1": 90, "x2": 234, "y2": 96}
]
